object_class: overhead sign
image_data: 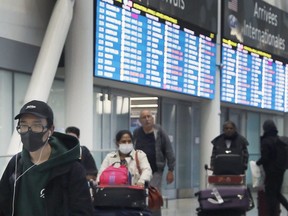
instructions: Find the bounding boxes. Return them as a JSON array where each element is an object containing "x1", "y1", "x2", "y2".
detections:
[
  {"x1": 221, "y1": 39, "x2": 288, "y2": 112},
  {"x1": 133, "y1": 0, "x2": 218, "y2": 33},
  {"x1": 223, "y1": 0, "x2": 288, "y2": 58},
  {"x1": 94, "y1": 0, "x2": 217, "y2": 99}
]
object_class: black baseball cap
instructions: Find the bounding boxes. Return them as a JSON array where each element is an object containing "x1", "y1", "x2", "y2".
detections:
[{"x1": 14, "y1": 100, "x2": 54, "y2": 123}]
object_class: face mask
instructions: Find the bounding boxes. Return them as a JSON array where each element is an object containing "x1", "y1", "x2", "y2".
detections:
[
  {"x1": 20, "y1": 131, "x2": 48, "y2": 152},
  {"x1": 118, "y1": 143, "x2": 134, "y2": 155}
]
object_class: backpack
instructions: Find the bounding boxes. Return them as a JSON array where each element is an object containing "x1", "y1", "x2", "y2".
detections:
[
  {"x1": 277, "y1": 136, "x2": 288, "y2": 170},
  {"x1": 99, "y1": 162, "x2": 131, "y2": 185}
]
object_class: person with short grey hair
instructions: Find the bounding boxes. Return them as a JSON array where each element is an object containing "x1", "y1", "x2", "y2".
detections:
[{"x1": 133, "y1": 109, "x2": 176, "y2": 216}]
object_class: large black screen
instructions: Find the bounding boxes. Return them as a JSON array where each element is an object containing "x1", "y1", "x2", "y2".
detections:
[{"x1": 94, "y1": 0, "x2": 217, "y2": 99}]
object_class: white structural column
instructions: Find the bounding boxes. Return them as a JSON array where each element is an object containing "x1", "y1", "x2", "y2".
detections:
[
  {"x1": 199, "y1": 0, "x2": 222, "y2": 189},
  {"x1": 8, "y1": 0, "x2": 75, "y2": 154},
  {"x1": 65, "y1": 0, "x2": 94, "y2": 149},
  {"x1": 284, "y1": 114, "x2": 288, "y2": 134},
  {"x1": 284, "y1": 113, "x2": 288, "y2": 192},
  {"x1": 199, "y1": 74, "x2": 221, "y2": 189}
]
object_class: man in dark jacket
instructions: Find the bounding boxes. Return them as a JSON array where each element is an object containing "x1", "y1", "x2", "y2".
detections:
[
  {"x1": 256, "y1": 119, "x2": 288, "y2": 216},
  {"x1": 0, "y1": 100, "x2": 93, "y2": 216},
  {"x1": 133, "y1": 109, "x2": 176, "y2": 216},
  {"x1": 65, "y1": 126, "x2": 98, "y2": 181},
  {"x1": 210, "y1": 120, "x2": 249, "y2": 174}
]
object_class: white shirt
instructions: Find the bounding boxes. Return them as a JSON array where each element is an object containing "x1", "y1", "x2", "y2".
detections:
[
  {"x1": 225, "y1": 140, "x2": 232, "y2": 148},
  {"x1": 96, "y1": 149, "x2": 152, "y2": 185}
]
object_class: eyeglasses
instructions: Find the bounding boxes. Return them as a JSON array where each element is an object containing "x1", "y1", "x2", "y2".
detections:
[{"x1": 16, "y1": 124, "x2": 48, "y2": 134}]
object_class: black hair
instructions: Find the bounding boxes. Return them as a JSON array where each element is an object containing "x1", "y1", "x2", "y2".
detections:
[
  {"x1": 263, "y1": 119, "x2": 277, "y2": 133},
  {"x1": 115, "y1": 130, "x2": 133, "y2": 144},
  {"x1": 222, "y1": 120, "x2": 236, "y2": 131},
  {"x1": 65, "y1": 126, "x2": 80, "y2": 138}
]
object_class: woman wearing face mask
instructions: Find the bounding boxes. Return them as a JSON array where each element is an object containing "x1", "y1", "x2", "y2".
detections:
[{"x1": 96, "y1": 130, "x2": 152, "y2": 187}]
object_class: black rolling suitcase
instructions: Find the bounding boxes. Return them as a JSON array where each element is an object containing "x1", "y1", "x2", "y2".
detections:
[
  {"x1": 257, "y1": 190, "x2": 280, "y2": 216},
  {"x1": 93, "y1": 185, "x2": 147, "y2": 209},
  {"x1": 93, "y1": 207, "x2": 152, "y2": 216},
  {"x1": 213, "y1": 154, "x2": 244, "y2": 175}
]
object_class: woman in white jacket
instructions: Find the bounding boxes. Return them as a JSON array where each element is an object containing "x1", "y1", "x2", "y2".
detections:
[{"x1": 97, "y1": 129, "x2": 152, "y2": 186}]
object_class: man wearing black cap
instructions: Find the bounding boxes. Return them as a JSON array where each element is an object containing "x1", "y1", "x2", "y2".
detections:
[
  {"x1": 256, "y1": 119, "x2": 288, "y2": 216},
  {"x1": 0, "y1": 100, "x2": 94, "y2": 216}
]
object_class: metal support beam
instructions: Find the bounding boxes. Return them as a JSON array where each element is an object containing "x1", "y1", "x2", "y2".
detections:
[{"x1": 8, "y1": 0, "x2": 75, "y2": 154}]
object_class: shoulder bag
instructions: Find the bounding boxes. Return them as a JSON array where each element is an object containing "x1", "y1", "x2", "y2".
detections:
[{"x1": 135, "y1": 151, "x2": 163, "y2": 210}]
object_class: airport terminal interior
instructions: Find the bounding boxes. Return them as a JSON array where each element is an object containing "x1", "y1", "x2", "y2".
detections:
[{"x1": 1, "y1": 0, "x2": 288, "y2": 215}]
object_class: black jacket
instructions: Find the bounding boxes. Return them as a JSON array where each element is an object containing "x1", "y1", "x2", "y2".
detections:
[
  {"x1": 0, "y1": 132, "x2": 94, "y2": 216},
  {"x1": 256, "y1": 131, "x2": 286, "y2": 173},
  {"x1": 81, "y1": 146, "x2": 98, "y2": 176},
  {"x1": 210, "y1": 132, "x2": 249, "y2": 170},
  {"x1": 134, "y1": 125, "x2": 176, "y2": 172}
]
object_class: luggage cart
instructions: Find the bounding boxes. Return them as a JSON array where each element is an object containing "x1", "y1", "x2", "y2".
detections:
[
  {"x1": 92, "y1": 184, "x2": 152, "y2": 216},
  {"x1": 195, "y1": 165, "x2": 254, "y2": 216}
]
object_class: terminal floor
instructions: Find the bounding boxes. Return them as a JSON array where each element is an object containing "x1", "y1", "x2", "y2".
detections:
[{"x1": 162, "y1": 192, "x2": 288, "y2": 216}]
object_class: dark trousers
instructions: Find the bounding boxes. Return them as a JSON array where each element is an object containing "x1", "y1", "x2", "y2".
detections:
[{"x1": 265, "y1": 171, "x2": 288, "y2": 216}]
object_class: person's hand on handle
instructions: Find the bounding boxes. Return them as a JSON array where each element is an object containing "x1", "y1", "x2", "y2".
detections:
[{"x1": 136, "y1": 182, "x2": 144, "y2": 187}]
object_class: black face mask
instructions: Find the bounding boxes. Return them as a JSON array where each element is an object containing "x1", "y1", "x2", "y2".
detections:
[{"x1": 20, "y1": 131, "x2": 48, "y2": 152}]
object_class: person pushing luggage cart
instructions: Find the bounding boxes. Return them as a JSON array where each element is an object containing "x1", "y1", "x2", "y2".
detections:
[
  {"x1": 210, "y1": 121, "x2": 249, "y2": 175},
  {"x1": 195, "y1": 121, "x2": 254, "y2": 215},
  {"x1": 93, "y1": 130, "x2": 153, "y2": 215}
]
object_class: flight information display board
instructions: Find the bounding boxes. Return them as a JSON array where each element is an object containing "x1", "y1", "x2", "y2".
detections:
[
  {"x1": 221, "y1": 38, "x2": 288, "y2": 112},
  {"x1": 94, "y1": 0, "x2": 217, "y2": 99}
]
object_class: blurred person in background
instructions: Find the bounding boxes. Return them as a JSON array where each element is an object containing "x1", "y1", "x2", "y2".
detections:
[{"x1": 65, "y1": 126, "x2": 98, "y2": 181}]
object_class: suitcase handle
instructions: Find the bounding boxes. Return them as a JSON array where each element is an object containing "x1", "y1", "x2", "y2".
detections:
[{"x1": 211, "y1": 187, "x2": 224, "y2": 204}]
